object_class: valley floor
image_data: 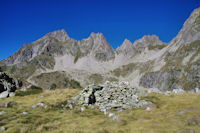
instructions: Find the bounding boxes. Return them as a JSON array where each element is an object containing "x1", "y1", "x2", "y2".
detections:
[{"x1": 0, "y1": 89, "x2": 200, "y2": 133}]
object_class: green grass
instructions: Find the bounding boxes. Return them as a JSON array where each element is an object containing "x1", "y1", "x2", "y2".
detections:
[
  {"x1": 74, "y1": 48, "x2": 82, "y2": 64},
  {"x1": 148, "y1": 44, "x2": 167, "y2": 50},
  {"x1": 31, "y1": 71, "x2": 82, "y2": 89},
  {"x1": 15, "y1": 85, "x2": 43, "y2": 96},
  {"x1": 0, "y1": 89, "x2": 200, "y2": 133}
]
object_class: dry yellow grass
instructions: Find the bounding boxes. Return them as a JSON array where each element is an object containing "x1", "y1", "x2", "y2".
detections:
[{"x1": 0, "y1": 89, "x2": 200, "y2": 133}]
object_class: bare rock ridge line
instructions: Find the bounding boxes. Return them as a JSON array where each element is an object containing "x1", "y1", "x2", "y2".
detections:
[
  {"x1": 0, "y1": 7, "x2": 199, "y2": 91},
  {"x1": 2, "y1": 29, "x2": 164, "y2": 66}
]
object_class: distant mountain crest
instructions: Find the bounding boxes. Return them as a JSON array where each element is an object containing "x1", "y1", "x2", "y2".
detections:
[
  {"x1": 133, "y1": 35, "x2": 164, "y2": 51},
  {"x1": 116, "y1": 39, "x2": 136, "y2": 57},
  {"x1": 1, "y1": 7, "x2": 199, "y2": 91}
]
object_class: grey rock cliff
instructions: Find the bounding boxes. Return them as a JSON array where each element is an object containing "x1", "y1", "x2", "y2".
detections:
[
  {"x1": 4, "y1": 29, "x2": 70, "y2": 65},
  {"x1": 0, "y1": 72, "x2": 22, "y2": 98},
  {"x1": 140, "y1": 8, "x2": 200, "y2": 91},
  {"x1": 133, "y1": 35, "x2": 164, "y2": 51},
  {"x1": 79, "y1": 32, "x2": 115, "y2": 61},
  {"x1": 116, "y1": 39, "x2": 136, "y2": 57}
]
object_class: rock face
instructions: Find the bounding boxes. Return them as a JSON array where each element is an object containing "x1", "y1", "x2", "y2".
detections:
[
  {"x1": 4, "y1": 29, "x2": 69, "y2": 65},
  {"x1": 72, "y1": 81, "x2": 151, "y2": 110},
  {"x1": 116, "y1": 39, "x2": 136, "y2": 57},
  {"x1": 133, "y1": 35, "x2": 164, "y2": 52},
  {"x1": 0, "y1": 72, "x2": 22, "y2": 98},
  {"x1": 79, "y1": 32, "x2": 115, "y2": 61},
  {"x1": 140, "y1": 8, "x2": 200, "y2": 91},
  {"x1": 0, "y1": 8, "x2": 199, "y2": 91}
]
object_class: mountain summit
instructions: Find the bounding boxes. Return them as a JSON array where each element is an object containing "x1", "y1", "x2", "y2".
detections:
[{"x1": 116, "y1": 39, "x2": 136, "y2": 57}]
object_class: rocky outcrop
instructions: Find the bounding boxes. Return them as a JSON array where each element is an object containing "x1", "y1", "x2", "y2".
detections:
[
  {"x1": 168, "y1": 8, "x2": 200, "y2": 53},
  {"x1": 71, "y1": 81, "x2": 151, "y2": 111},
  {"x1": 133, "y1": 35, "x2": 165, "y2": 52},
  {"x1": 79, "y1": 32, "x2": 115, "y2": 61},
  {"x1": 4, "y1": 29, "x2": 69, "y2": 65},
  {"x1": 116, "y1": 39, "x2": 136, "y2": 57},
  {"x1": 140, "y1": 71, "x2": 182, "y2": 91},
  {"x1": 0, "y1": 72, "x2": 22, "y2": 98},
  {"x1": 140, "y1": 8, "x2": 200, "y2": 91}
]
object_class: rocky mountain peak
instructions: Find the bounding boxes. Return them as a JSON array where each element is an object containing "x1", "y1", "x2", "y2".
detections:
[
  {"x1": 81, "y1": 32, "x2": 115, "y2": 61},
  {"x1": 89, "y1": 32, "x2": 104, "y2": 39},
  {"x1": 183, "y1": 8, "x2": 200, "y2": 28},
  {"x1": 133, "y1": 35, "x2": 164, "y2": 51},
  {"x1": 121, "y1": 39, "x2": 133, "y2": 47},
  {"x1": 136, "y1": 35, "x2": 162, "y2": 45},
  {"x1": 168, "y1": 8, "x2": 200, "y2": 52},
  {"x1": 44, "y1": 29, "x2": 69, "y2": 42},
  {"x1": 4, "y1": 29, "x2": 70, "y2": 65},
  {"x1": 116, "y1": 39, "x2": 136, "y2": 57}
]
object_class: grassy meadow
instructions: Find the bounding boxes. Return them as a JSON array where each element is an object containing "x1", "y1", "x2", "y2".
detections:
[{"x1": 0, "y1": 88, "x2": 200, "y2": 133}]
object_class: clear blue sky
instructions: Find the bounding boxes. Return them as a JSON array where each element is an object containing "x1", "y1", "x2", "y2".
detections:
[{"x1": 0, "y1": 0, "x2": 200, "y2": 60}]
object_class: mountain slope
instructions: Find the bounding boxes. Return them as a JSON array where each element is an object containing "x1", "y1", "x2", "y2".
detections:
[{"x1": 140, "y1": 8, "x2": 200, "y2": 91}]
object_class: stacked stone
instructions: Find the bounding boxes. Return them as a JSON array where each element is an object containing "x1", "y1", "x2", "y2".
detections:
[{"x1": 72, "y1": 81, "x2": 151, "y2": 110}]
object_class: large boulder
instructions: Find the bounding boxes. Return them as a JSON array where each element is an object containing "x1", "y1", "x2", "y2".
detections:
[{"x1": 0, "y1": 72, "x2": 22, "y2": 98}]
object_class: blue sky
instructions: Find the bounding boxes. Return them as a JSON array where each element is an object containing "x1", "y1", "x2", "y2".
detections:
[{"x1": 0, "y1": 0, "x2": 200, "y2": 60}]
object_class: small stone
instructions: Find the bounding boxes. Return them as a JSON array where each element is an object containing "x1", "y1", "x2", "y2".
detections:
[
  {"x1": 0, "y1": 126, "x2": 6, "y2": 131},
  {"x1": 9, "y1": 92, "x2": 15, "y2": 97},
  {"x1": 32, "y1": 102, "x2": 45, "y2": 108},
  {"x1": 0, "y1": 111, "x2": 6, "y2": 115},
  {"x1": 23, "y1": 112, "x2": 28, "y2": 115},
  {"x1": 100, "y1": 108, "x2": 107, "y2": 115},
  {"x1": 172, "y1": 89, "x2": 185, "y2": 94},
  {"x1": 143, "y1": 104, "x2": 157, "y2": 111},
  {"x1": 108, "y1": 113, "x2": 115, "y2": 117},
  {"x1": 164, "y1": 91, "x2": 171, "y2": 96},
  {"x1": 81, "y1": 107, "x2": 85, "y2": 111},
  {"x1": 195, "y1": 88, "x2": 199, "y2": 93},
  {"x1": 0, "y1": 91, "x2": 9, "y2": 99},
  {"x1": 68, "y1": 104, "x2": 73, "y2": 109},
  {"x1": 178, "y1": 110, "x2": 184, "y2": 115},
  {"x1": 112, "y1": 115, "x2": 119, "y2": 121},
  {"x1": 146, "y1": 107, "x2": 151, "y2": 111}
]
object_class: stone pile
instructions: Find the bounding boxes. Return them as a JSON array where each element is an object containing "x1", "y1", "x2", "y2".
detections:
[
  {"x1": 71, "y1": 81, "x2": 151, "y2": 111},
  {"x1": 0, "y1": 72, "x2": 22, "y2": 98}
]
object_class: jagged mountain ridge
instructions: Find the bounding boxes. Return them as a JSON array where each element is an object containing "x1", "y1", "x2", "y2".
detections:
[
  {"x1": 1, "y1": 8, "x2": 200, "y2": 90},
  {"x1": 140, "y1": 8, "x2": 200, "y2": 91}
]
